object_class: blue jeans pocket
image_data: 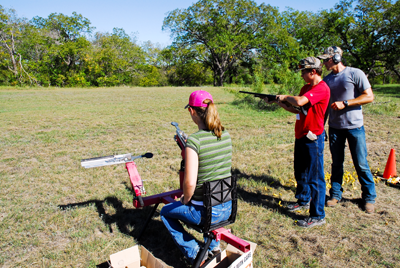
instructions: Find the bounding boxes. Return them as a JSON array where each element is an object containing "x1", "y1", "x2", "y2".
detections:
[
  {"x1": 210, "y1": 201, "x2": 232, "y2": 224},
  {"x1": 188, "y1": 205, "x2": 203, "y2": 225}
]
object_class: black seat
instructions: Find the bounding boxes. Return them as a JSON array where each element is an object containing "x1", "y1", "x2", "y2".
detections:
[{"x1": 188, "y1": 175, "x2": 237, "y2": 268}]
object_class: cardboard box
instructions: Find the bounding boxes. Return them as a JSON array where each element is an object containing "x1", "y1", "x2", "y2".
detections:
[
  {"x1": 109, "y1": 241, "x2": 256, "y2": 268},
  {"x1": 110, "y1": 245, "x2": 172, "y2": 268},
  {"x1": 204, "y1": 241, "x2": 257, "y2": 268}
]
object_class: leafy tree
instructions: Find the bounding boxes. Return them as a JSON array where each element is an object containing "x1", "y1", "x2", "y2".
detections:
[
  {"x1": 31, "y1": 12, "x2": 93, "y2": 42},
  {"x1": 380, "y1": 0, "x2": 400, "y2": 80},
  {"x1": 30, "y1": 12, "x2": 93, "y2": 86},
  {"x1": 142, "y1": 40, "x2": 164, "y2": 66},
  {"x1": 323, "y1": 0, "x2": 400, "y2": 79},
  {"x1": 159, "y1": 45, "x2": 213, "y2": 86},
  {"x1": 0, "y1": 6, "x2": 37, "y2": 85},
  {"x1": 89, "y1": 28, "x2": 145, "y2": 86},
  {"x1": 163, "y1": 0, "x2": 281, "y2": 86},
  {"x1": 280, "y1": 8, "x2": 340, "y2": 58}
]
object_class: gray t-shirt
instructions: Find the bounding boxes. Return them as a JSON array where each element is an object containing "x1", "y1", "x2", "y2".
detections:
[{"x1": 324, "y1": 67, "x2": 371, "y2": 129}]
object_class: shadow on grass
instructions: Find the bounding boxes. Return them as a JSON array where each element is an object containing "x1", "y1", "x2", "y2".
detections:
[
  {"x1": 232, "y1": 168, "x2": 294, "y2": 192},
  {"x1": 339, "y1": 197, "x2": 365, "y2": 211},
  {"x1": 58, "y1": 195, "x2": 192, "y2": 268},
  {"x1": 236, "y1": 187, "x2": 305, "y2": 221},
  {"x1": 232, "y1": 168, "x2": 305, "y2": 221},
  {"x1": 373, "y1": 85, "x2": 400, "y2": 97},
  {"x1": 59, "y1": 196, "x2": 148, "y2": 235}
]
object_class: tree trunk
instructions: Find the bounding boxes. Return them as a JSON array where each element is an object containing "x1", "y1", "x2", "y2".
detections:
[
  {"x1": 9, "y1": 53, "x2": 18, "y2": 77},
  {"x1": 213, "y1": 70, "x2": 217, "y2": 86},
  {"x1": 218, "y1": 72, "x2": 224, "y2": 86},
  {"x1": 1, "y1": 43, "x2": 19, "y2": 77},
  {"x1": 393, "y1": 69, "x2": 400, "y2": 81}
]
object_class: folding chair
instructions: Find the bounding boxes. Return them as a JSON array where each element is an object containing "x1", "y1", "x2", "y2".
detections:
[{"x1": 187, "y1": 175, "x2": 237, "y2": 268}]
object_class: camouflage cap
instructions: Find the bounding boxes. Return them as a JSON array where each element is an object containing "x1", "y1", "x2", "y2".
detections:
[
  {"x1": 298, "y1": 57, "x2": 321, "y2": 70},
  {"x1": 317, "y1": 46, "x2": 343, "y2": 59}
]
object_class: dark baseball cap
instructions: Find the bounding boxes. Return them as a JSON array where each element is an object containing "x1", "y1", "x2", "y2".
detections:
[{"x1": 298, "y1": 57, "x2": 321, "y2": 70}]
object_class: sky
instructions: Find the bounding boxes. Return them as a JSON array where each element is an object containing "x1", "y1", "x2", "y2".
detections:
[{"x1": 2, "y1": 0, "x2": 339, "y2": 47}]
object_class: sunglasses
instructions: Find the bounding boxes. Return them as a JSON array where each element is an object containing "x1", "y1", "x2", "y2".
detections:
[{"x1": 323, "y1": 58, "x2": 332, "y2": 63}]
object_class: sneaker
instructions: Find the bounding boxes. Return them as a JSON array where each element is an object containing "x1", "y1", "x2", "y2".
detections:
[
  {"x1": 297, "y1": 217, "x2": 326, "y2": 228},
  {"x1": 327, "y1": 198, "x2": 339, "y2": 207},
  {"x1": 365, "y1": 203, "x2": 375, "y2": 214},
  {"x1": 287, "y1": 201, "x2": 310, "y2": 212}
]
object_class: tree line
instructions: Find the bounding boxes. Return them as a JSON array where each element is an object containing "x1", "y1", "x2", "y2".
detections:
[{"x1": 0, "y1": 0, "x2": 399, "y2": 88}]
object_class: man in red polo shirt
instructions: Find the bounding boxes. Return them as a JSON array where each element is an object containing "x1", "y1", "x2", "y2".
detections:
[{"x1": 268, "y1": 57, "x2": 330, "y2": 228}]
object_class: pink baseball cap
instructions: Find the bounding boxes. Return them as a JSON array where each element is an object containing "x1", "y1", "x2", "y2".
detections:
[{"x1": 184, "y1": 90, "x2": 213, "y2": 109}]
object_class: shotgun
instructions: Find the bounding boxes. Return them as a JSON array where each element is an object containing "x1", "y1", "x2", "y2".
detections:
[{"x1": 239, "y1": 91, "x2": 309, "y2": 116}]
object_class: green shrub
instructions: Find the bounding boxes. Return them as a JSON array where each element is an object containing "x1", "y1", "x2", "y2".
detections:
[
  {"x1": 266, "y1": 62, "x2": 303, "y2": 95},
  {"x1": 68, "y1": 72, "x2": 90, "y2": 87},
  {"x1": 96, "y1": 75, "x2": 120, "y2": 87}
]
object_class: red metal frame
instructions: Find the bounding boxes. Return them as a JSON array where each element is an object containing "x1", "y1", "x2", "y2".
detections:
[
  {"x1": 211, "y1": 228, "x2": 250, "y2": 253},
  {"x1": 132, "y1": 189, "x2": 183, "y2": 208},
  {"x1": 126, "y1": 162, "x2": 145, "y2": 200}
]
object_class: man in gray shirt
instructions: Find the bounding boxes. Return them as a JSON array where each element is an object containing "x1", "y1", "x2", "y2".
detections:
[{"x1": 318, "y1": 46, "x2": 376, "y2": 213}]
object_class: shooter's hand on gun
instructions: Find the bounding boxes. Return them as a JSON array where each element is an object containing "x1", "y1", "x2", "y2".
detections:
[
  {"x1": 263, "y1": 96, "x2": 277, "y2": 104},
  {"x1": 275, "y1": 95, "x2": 291, "y2": 109}
]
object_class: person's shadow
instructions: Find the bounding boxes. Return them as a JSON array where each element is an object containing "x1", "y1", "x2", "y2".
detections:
[
  {"x1": 233, "y1": 168, "x2": 369, "y2": 213},
  {"x1": 59, "y1": 168, "x2": 310, "y2": 267},
  {"x1": 58, "y1": 183, "x2": 192, "y2": 268},
  {"x1": 231, "y1": 168, "x2": 305, "y2": 220}
]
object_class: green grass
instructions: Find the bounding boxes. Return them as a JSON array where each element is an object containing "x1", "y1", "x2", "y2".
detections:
[
  {"x1": 364, "y1": 84, "x2": 400, "y2": 117},
  {"x1": 1, "y1": 85, "x2": 400, "y2": 267}
]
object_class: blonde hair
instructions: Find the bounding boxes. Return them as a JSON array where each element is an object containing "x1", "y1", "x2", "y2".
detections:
[{"x1": 191, "y1": 99, "x2": 225, "y2": 139}]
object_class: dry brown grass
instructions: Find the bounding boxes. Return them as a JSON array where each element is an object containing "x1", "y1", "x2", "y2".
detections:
[{"x1": 1, "y1": 86, "x2": 399, "y2": 268}]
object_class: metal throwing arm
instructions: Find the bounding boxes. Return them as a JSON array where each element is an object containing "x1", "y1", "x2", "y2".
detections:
[{"x1": 81, "y1": 152, "x2": 153, "y2": 168}]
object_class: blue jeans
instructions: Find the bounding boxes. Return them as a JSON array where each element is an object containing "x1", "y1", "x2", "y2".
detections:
[
  {"x1": 294, "y1": 132, "x2": 326, "y2": 220},
  {"x1": 329, "y1": 126, "x2": 376, "y2": 203},
  {"x1": 160, "y1": 200, "x2": 232, "y2": 264}
]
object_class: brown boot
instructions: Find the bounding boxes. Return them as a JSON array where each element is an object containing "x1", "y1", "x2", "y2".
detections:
[
  {"x1": 327, "y1": 198, "x2": 339, "y2": 207},
  {"x1": 365, "y1": 203, "x2": 375, "y2": 214}
]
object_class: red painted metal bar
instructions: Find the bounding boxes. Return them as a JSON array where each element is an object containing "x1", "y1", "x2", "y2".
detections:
[
  {"x1": 126, "y1": 162, "x2": 144, "y2": 196},
  {"x1": 212, "y1": 227, "x2": 250, "y2": 253},
  {"x1": 133, "y1": 189, "x2": 183, "y2": 208},
  {"x1": 162, "y1": 196, "x2": 176, "y2": 204}
]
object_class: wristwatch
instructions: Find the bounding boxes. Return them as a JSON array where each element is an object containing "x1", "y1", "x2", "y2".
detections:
[{"x1": 343, "y1": 100, "x2": 349, "y2": 107}]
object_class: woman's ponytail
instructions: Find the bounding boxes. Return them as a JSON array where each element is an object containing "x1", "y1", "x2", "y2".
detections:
[{"x1": 192, "y1": 99, "x2": 225, "y2": 139}]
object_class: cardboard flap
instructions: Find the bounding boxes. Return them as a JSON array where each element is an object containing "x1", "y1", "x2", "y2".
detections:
[
  {"x1": 141, "y1": 246, "x2": 149, "y2": 266},
  {"x1": 140, "y1": 246, "x2": 173, "y2": 268},
  {"x1": 204, "y1": 240, "x2": 257, "y2": 268},
  {"x1": 110, "y1": 245, "x2": 141, "y2": 268}
]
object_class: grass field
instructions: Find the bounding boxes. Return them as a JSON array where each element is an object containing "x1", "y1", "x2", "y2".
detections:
[{"x1": 1, "y1": 85, "x2": 399, "y2": 268}]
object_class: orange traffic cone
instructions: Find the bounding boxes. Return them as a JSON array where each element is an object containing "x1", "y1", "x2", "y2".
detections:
[{"x1": 383, "y1": 149, "x2": 397, "y2": 179}]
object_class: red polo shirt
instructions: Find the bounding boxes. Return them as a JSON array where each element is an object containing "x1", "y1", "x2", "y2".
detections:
[{"x1": 295, "y1": 81, "x2": 330, "y2": 139}]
